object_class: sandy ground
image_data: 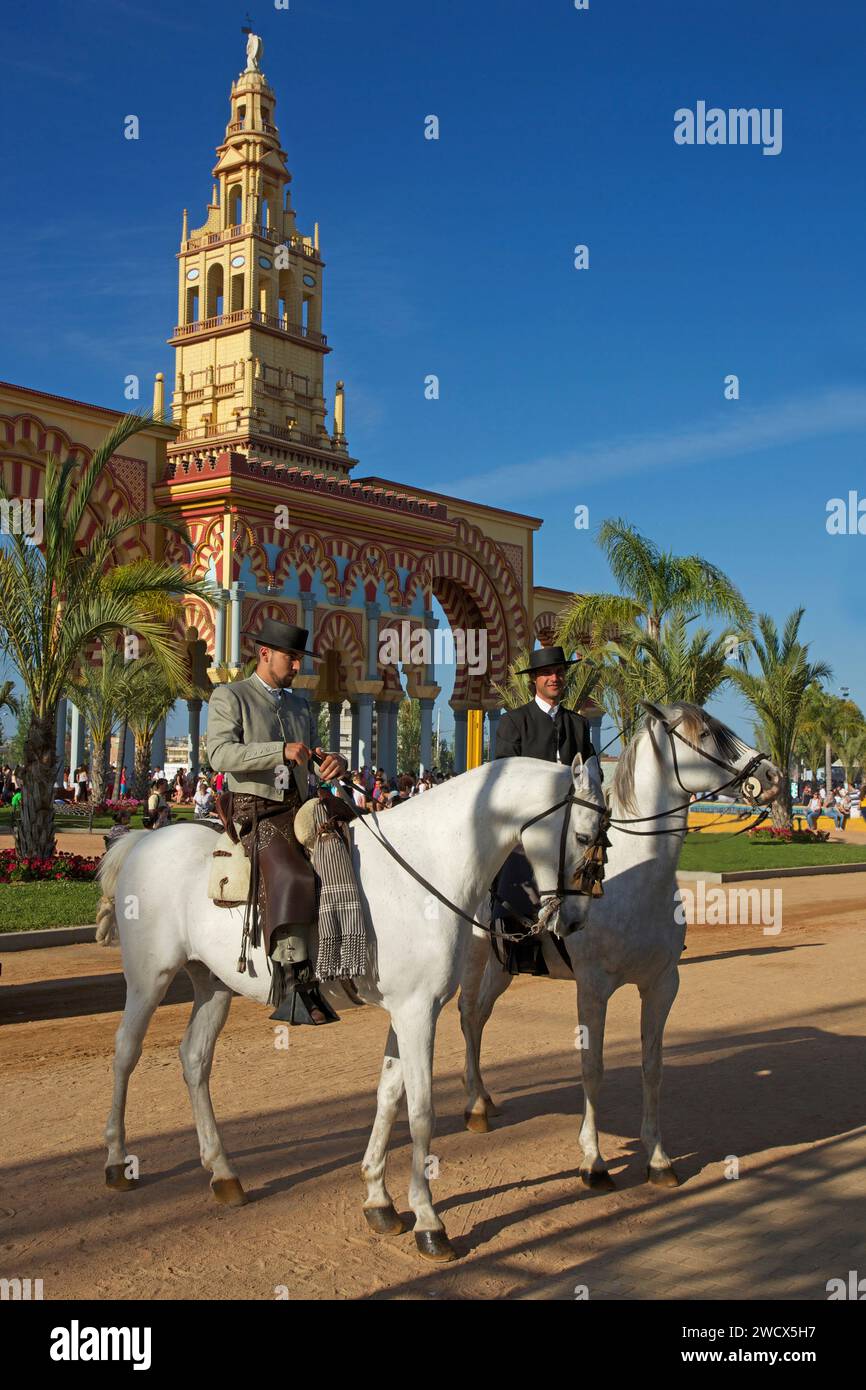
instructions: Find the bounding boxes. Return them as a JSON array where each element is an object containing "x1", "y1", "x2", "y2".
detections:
[{"x1": 1, "y1": 873, "x2": 865, "y2": 1301}]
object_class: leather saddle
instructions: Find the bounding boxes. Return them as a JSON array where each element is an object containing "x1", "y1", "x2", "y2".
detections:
[{"x1": 212, "y1": 789, "x2": 355, "y2": 956}]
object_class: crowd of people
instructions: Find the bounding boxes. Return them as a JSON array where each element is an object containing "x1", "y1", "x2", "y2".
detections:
[
  {"x1": 97, "y1": 763, "x2": 450, "y2": 845},
  {"x1": 799, "y1": 782, "x2": 859, "y2": 832}
]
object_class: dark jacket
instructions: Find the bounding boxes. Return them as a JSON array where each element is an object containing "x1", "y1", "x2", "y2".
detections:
[{"x1": 494, "y1": 699, "x2": 597, "y2": 766}]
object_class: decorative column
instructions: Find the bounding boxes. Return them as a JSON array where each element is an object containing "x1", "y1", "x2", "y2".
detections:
[
  {"x1": 300, "y1": 592, "x2": 317, "y2": 675},
  {"x1": 365, "y1": 602, "x2": 381, "y2": 679},
  {"x1": 374, "y1": 699, "x2": 388, "y2": 769},
  {"x1": 328, "y1": 700, "x2": 342, "y2": 753},
  {"x1": 229, "y1": 582, "x2": 245, "y2": 666},
  {"x1": 187, "y1": 699, "x2": 202, "y2": 779},
  {"x1": 389, "y1": 700, "x2": 400, "y2": 775},
  {"x1": 423, "y1": 608, "x2": 437, "y2": 685},
  {"x1": 453, "y1": 709, "x2": 468, "y2": 775},
  {"x1": 309, "y1": 700, "x2": 322, "y2": 746},
  {"x1": 213, "y1": 589, "x2": 229, "y2": 668},
  {"x1": 587, "y1": 715, "x2": 603, "y2": 754},
  {"x1": 123, "y1": 724, "x2": 136, "y2": 777},
  {"x1": 151, "y1": 718, "x2": 167, "y2": 771},
  {"x1": 54, "y1": 697, "x2": 68, "y2": 777},
  {"x1": 486, "y1": 708, "x2": 502, "y2": 760},
  {"x1": 350, "y1": 702, "x2": 360, "y2": 769},
  {"x1": 69, "y1": 702, "x2": 86, "y2": 768},
  {"x1": 356, "y1": 694, "x2": 374, "y2": 769},
  {"x1": 419, "y1": 698, "x2": 434, "y2": 774}
]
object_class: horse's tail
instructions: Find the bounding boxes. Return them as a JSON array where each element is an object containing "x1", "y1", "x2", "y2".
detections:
[{"x1": 95, "y1": 831, "x2": 149, "y2": 945}]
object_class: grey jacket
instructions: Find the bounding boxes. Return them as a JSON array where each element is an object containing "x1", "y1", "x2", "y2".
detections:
[{"x1": 207, "y1": 676, "x2": 317, "y2": 803}]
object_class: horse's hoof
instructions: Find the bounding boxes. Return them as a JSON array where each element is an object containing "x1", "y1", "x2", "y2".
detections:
[
  {"x1": 464, "y1": 1109, "x2": 490, "y2": 1134},
  {"x1": 105, "y1": 1165, "x2": 139, "y2": 1191},
  {"x1": 415, "y1": 1229, "x2": 457, "y2": 1262},
  {"x1": 580, "y1": 1169, "x2": 616, "y2": 1192},
  {"x1": 647, "y1": 1165, "x2": 680, "y2": 1188},
  {"x1": 212, "y1": 1177, "x2": 248, "y2": 1206},
  {"x1": 363, "y1": 1204, "x2": 406, "y2": 1236}
]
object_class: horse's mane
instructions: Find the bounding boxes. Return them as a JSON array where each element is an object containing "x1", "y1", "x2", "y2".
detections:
[{"x1": 611, "y1": 702, "x2": 745, "y2": 817}]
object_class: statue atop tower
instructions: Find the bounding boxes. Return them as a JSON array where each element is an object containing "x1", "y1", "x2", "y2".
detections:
[{"x1": 243, "y1": 28, "x2": 263, "y2": 74}]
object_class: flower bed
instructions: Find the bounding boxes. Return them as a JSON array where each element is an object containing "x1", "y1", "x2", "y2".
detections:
[
  {"x1": 0, "y1": 849, "x2": 101, "y2": 883},
  {"x1": 747, "y1": 826, "x2": 830, "y2": 845},
  {"x1": 90, "y1": 799, "x2": 143, "y2": 817}
]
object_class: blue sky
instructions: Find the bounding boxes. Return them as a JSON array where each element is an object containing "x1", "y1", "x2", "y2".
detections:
[{"x1": 2, "y1": 0, "x2": 864, "y2": 748}]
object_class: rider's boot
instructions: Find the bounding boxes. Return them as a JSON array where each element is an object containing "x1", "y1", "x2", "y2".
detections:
[{"x1": 268, "y1": 930, "x2": 340, "y2": 1025}]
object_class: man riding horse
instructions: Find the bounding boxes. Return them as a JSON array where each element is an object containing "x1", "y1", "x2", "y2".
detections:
[
  {"x1": 493, "y1": 645, "x2": 601, "y2": 972},
  {"x1": 207, "y1": 618, "x2": 349, "y2": 1026}
]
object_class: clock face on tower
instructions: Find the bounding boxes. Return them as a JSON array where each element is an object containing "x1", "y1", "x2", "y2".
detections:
[
  {"x1": 259, "y1": 256, "x2": 272, "y2": 269},
  {"x1": 303, "y1": 274, "x2": 316, "y2": 287},
  {"x1": 186, "y1": 268, "x2": 199, "y2": 280},
  {"x1": 231, "y1": 254, "x2": 245, "y2": 268}
]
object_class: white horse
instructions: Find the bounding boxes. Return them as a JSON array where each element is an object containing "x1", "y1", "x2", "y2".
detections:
[
  {"x1": 459, "y1": 701, "x2": 783, "y2": 1187},
  {"x1": 97, "y1": 753, "x2": 606, "y2": 1260}
]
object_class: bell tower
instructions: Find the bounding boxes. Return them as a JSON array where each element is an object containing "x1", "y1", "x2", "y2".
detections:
[{"x1": 168, "y1": 33, "x2": 352, "y2": 472}]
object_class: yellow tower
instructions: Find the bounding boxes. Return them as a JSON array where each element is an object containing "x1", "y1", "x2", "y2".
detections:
[{"x1": 168, "y1": 32, "x2": 350, "y2": 472}]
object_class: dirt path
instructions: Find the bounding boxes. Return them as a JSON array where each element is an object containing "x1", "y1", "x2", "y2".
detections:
[{"x1": 1, "y1": 875, "x2": 864, "y2": 1300}]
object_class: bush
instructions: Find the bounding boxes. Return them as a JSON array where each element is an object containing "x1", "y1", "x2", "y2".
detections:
[
  {"x1": 0, "y1": 849, "x2": 101, "y2": 883},
  {"x1": 90, "y1": 798, "x2": 143, "y2": 816},
  {"x1": 748, "y1": 826, "x2": 830, "y2": 845}
]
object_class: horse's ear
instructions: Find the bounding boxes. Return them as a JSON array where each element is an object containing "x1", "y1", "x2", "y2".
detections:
[
  {"x1": 570, "y1": 752, "x2": 585, "y2": 781},
  {"x1": 639, "y1": 700, "x2": 668, "y2": 726}
]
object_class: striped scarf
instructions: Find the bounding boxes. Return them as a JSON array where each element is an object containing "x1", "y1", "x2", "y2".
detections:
[{"x1": 311, "y1": 800, "x2": 367, "y2": 980}]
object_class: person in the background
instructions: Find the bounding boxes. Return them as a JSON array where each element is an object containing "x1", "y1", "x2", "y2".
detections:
[
  {"x1": 119, "y1": 766, "x2": 128, "y2": 798},
  {"x1": 76, "y1": 764, "x2": 89, "y2": 802},
  {"x1": 105, "y1": 809, "x2": 132, "y2": 847},
  {"x1": 148, "y1": 778, "x2": 171, "y2": 829},
  {"x1": 805, "y1": 790, "x2": 823, "y2": 832},
  {"x1": 193, "y1": 777, "x2": 215, "y2": 819}
]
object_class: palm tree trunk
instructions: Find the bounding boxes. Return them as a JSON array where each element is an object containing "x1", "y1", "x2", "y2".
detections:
[
  {"x1": 89, "y1": 731, "x2": 109, "y2": 805},
  {"x1": 133, "y1": 734, "x2": 151, "y2": 801},
  {"x1": 825, "y1": 739, "x2": 833, "y2": 798},
  {"x1": 112, "y1": 720, "x2": 127, "y2": 800},
  {"x1": 771, "y1": 782, "x2": 793, "y2": 830},
  {"x1": 17, "y1": 712, "x2": 58, "y2": 858}
]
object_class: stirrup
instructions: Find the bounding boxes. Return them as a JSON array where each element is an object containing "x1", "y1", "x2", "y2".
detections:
[{"x1": 269, "y1": 981, "x2": 340, "y2": 1026}]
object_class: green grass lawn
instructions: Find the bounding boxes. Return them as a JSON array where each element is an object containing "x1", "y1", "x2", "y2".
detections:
[
  {"x1": 0, "y1": 881, "x2": 101, "y2": 931},
  {"x1": 0, "y1": 805, "x2": 196, "y2": 832},
  {"x1": 679, "y1": 833, "x2": 866, "y2": 873}
]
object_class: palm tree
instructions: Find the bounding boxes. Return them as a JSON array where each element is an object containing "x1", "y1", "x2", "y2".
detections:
[
  {"x1": 559, "y1": 519, "x2": 752, "y2": 650},
  {"x1": 126, "y1": 660, "x2": 187, "y2": 800},
  {"x1": 0, "y1": 413, "x2": 213, "y2": 857},
  {"x1": 0, "y1": 679, "x2": 19, "y2": 746},
  {"x1": 728, "y1": 610, "x2": 830, "y2": 828},
  {"x1": 836, "y1": 725, "x2": 866, "y2": 786},
  {"x1": 558, "y1": 520, "x2": 752, "y2": 736},
  {"x1": 68, "y1": 641, "x2": 138, "y2": 804},
  {"x1": 397, "y1": 697, "x2": 421, "y2": 773},
  {"x1": 591, "y1": 614, "x2": 749, "y2": 739}
]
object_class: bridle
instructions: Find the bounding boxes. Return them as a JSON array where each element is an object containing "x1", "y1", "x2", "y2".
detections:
[
  {"x1": 313, "y1": 760, "x2": 609, "y2": 942},
  {"x1": 520, "y1": 786, "x2": 611, "y2": 903},
  {"x1": 608, "y1": 712, "x2": 772, "y2": 837}
]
